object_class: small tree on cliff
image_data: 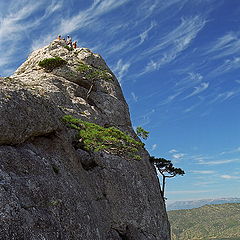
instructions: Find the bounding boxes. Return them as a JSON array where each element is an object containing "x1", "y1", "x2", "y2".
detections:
[
  {"x1": 149, "y1": 156, "x2": 185, "y2": 199},
  {"x1": 136, "y1": 126, "x2": 149, "y2": 140}
]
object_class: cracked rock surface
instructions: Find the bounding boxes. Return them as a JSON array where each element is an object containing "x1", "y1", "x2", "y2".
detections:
[{"x1": 0, "y1": 40, "x2": 170, "y2": 240}]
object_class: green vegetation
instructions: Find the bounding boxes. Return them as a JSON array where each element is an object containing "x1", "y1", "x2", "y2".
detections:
[
  {"x1": 136, "y1": 126, "x2": 149, "y2": 140},
  {"x1": 76, "y1": 63, "x2": 92, "y2": 73},
  {"x1": 62, "y1": 115, "x2": 143, "y2": 160},
  {"x1": 168, "y1": 203, "x2": 240, "y2": 240},
  {"x1": 64, "y1": 45, "x2": 73, "y2": 51},
  {"x1": 76, "y1": 63, "x2": 113, "y2": 81},
  {"x1": 134, "y1": 126, "x2": 184, "y2": 198},
  {"x1": 150, "y1": 156, "x2": 185, "y2": 198},
  {"x1": 38, "y1": 57, "x2": 66, "y2": 71},
  {"x1": 48, "y1": 199, "x2": 61, "y2": 207}
]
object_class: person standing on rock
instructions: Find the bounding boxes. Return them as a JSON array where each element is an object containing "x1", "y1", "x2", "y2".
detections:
[
  {"x1": 57, "y1": 35, "x2": 61, "y2": 40},
  {"x1": 67, "y1": 35, "x2": 72, "y2": 43},
  {"x1": 67, "y1": 35, "x2": 73, "y2": 47},
  {"x1": 73, "y1": 41, "x2": 77, "y2": 49}
]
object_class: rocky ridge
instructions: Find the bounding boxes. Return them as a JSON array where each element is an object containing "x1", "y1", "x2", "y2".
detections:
[{"x1": 0, "y1": 40, "x2": 170, "y2": 239}]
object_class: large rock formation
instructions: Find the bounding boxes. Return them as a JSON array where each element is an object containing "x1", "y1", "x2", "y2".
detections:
[{"x1": 0, "y1": 40, "x2": 170, "y2": 239}]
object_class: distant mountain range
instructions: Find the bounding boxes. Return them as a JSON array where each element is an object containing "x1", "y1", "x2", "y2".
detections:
[
  {"x1": 167, "y1": 197, "x2": 240, "y2": 210},
  {"x1": 168, "y1": 203, "x2": 240, "y2": 240}
]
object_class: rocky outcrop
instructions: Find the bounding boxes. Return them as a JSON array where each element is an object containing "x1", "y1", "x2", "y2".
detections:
[{"x1": 0, "y1": 40, "x2": 170, "y2": 239}]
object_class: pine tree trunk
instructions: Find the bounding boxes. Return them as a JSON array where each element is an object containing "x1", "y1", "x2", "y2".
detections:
[{"x1": 162, "y1": 176, "x2": 166, "y2": 199}]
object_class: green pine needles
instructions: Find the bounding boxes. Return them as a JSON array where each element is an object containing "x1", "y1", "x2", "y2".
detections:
[
  {"x1": 76, "y1": 63, "x2": 113, "y2": 81},
  {"x1": 63, "y1": 115, "x2": 143, "y2": 160},
  {"x1": 38, "y1": 57, "x2": 67, "y2": 71},
  {"x1": 136, "y1": 126, "x2": 149, "y2": 140}
]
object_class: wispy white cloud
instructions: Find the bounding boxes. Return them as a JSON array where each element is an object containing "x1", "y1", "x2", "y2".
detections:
[
  {"x1": 112, "y1": 59, "x2": 131, "y2": 82},
  {"x1": 197, "y1": 158, "x2": 240, "y2": 165},
  {"x1": 0, "y1": 46, "x2": 19, "y2": 68},
  {"x1": 220, "y1": 175, "x2": 240, "y2": 180},
  {"x1": 209, "y1": 57, "x2": 240, "y2": 77},
  {"x1": 0, "y1": 68, "x2": 15, "y2": 76},
  {"x1": 158, "y1": 92, "x2": 182, "y2": 105},
  {"x1": 0, "y1": 1, "x2": 42, "y2": 40},
  {"x1": 212, "y1": 91, "x2": 234, "y2": 102},
  {"x1": 169, "y1": 149, "x2": 178, "y2": 153},
  {"x1": 183, "y1": 101, "x2": 202, "y2": 113},
  {"x1": 134, "y1": 109, "x2": 155, "y2": 126},
  {"x1": 106, "y1": 39, "x2": 134, "y2": 55},
  {"x1": 58, "y1": 0, "x2": 130, "y2": 34},
  {"x1": 172, "y1": 153, "x2": 185, "y2": 159},
  {"x1": 140, "y1": 16, "x2": 207, "y2": 74},
  {"x1": 32, "y1": 0, "x2": 131, "y2": 51},
  {"x1": 151, "y1": 144, "x2": 157, "y2": 151},
  {"x1": 193, "y1": 181, "x2": 216, "y2": 186},
  {"x1": 156, "y1": 72, "x2": 205, "y2": 108},
  {"x1": 158, "y1": 0, "x2": 187, "y2": 11},
  {"x1": 42, "y1": 0, "x2": 63, "y2": 18},
  {"x1": 131, "y1": 92, "x2": 138, "y2": 102},
  {"x1": 104, "y1": 21, "x2": 157, "y2": 57},
  {"x1": 136, "y1": 0, "x2": 188, "y2": 23},
  {"x1": 220, "y1": 146, "x2": 240, "y2": 155},
  {"x1": 92, "y1": 0, "x2": 185, "y2": 57},
  {"x1": 184, "y1": 82, "x2": 209, "y2": 99},
  {"x1": 201, "y1": 31, "x2": 240, "y2": 81},
  {"x1": 167, "y1": 149, "x2": 186, "y2": 161},
  {"x1": 0, "y1": 0, "x2": 63, "y2": 72},
  {"x1": 0, "y1": 0, "x2": 63, "y2": 44},
  {"x1": 176, "y1": 72, "x2": 203, "y2": 88},
  {"x1": 168, "y1": 149, "x2": 186, "y2": 161},
  {"x1": 190, "y1": 170, "x2": 215, "y2": 174},
  {"x1": 143, "y1": 60, "x2": 160, "y2": 73},
  {"x1": 210, "y1": 89, "x2": 240, "y2": 104},
  {"x1": 139, "y1": 21, "x2": 156, "y2": 45},
  {"x1": 206, "y1": 31, "x2": 240, "y2": 59}
]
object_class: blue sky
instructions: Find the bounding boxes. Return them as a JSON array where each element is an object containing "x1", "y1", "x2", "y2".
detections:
[{"x1": 1, "y1": 0, "x2": 240, "y2": 203}]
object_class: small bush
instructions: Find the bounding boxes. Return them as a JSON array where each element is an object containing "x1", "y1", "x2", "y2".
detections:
[
  {"x1": 62, "y1": 115, "x2": 143, "y2": 160},
  {"x1": 38, "y1": 57, "x2": 66, "y2": 71},
  {"x1": 64, "y1": 46, "x2": 73, "y2": 51},
  {"x1": 76, "y1": 63, "x2": 92, "y2": 73},
  {"x1": 76, "y1": 63, "x2": 113, "y2": 81}
]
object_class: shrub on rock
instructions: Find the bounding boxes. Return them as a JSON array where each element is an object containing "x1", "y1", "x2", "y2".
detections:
[
  {"x1": 63, "y1": 115, "x2": 143, "y2": 160},
  {"x1": 38, "y1": 57, "x2": 66, "y2": 71}
]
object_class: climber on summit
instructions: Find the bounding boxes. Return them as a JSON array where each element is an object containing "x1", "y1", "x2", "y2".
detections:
[
  {"x1": 67, "y1": 35, "x2": 72, "y2": 47},
  {"x1": 57, "y1": 35, "x2": 61, "y2": 40},
  {"x1": 66, "y1": 35, "x2": 72, "y2": 43},
  {"x1": 73, "y1": 41, "x2": 77, "y2": 49}
]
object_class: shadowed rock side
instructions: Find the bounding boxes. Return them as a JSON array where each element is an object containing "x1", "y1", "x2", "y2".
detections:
[{"x1": 0, "y1": 40, "x2": 170, "y2": 240}]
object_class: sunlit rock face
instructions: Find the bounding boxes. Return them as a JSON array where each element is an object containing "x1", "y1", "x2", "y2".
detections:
[{"x1": 0, "y1": 40, "x2": 170, "y2": 240}]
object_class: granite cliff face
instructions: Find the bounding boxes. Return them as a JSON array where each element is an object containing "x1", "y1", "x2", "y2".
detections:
[{"x1": 0, "y1": 40, "x2": 170, "y2": 240}]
